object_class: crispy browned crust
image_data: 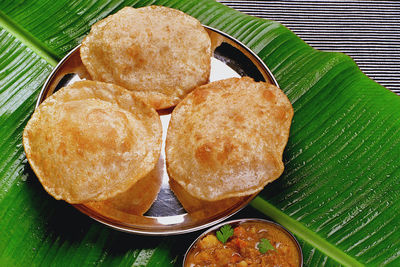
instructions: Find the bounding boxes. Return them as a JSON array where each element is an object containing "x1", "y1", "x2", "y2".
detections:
[
  {"x1": 169, "y1": 179, "x2": 249, "y2": 219},
  {"x1": 80, "y1": 6, "x2": 211, "y2": 110},
  {"x1": 166, "y1": 77, "x2": 293, "y2": 201},
  {"x1": 23, "y1": 80, "x2": 162, "y2": 204},
  {"x1": 85, "y1": 157, "x2": 163, "y2": 216}
]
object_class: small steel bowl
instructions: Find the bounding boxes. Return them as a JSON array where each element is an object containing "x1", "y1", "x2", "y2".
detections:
[{"x1": 183, "y1": 218, "x2": 303, "y2": 267}]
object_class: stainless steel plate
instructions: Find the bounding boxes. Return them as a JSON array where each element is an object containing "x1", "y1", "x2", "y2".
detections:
[{"x1": 37, "y1": 26, "x2": 279, "y2": 235}]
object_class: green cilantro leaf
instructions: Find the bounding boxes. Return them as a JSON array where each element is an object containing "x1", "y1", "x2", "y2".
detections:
[
  {"x1": 216, "y1": 225, "x2": 234, "y2": 244},
  {"x1": 257, "y1": 238, "x2": 275, "y2": 254}
]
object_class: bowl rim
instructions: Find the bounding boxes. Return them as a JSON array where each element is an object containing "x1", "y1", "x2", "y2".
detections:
[{"x1": 183, "y1": 218, "x2": 303, "y2": 266}]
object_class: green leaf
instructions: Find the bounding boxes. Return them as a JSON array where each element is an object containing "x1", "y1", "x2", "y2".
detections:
[
  {"x1": 257, "y1": 238, "x2": 275, "y2": 254},
  {"x1": 216, "y1": 225, "x2": 234, "y2": 244},
  {"x1": 1, "y1": 0, "x2": 400, "y2": 266},
  {"x1": 0, "y1": 26, "x2": 182, "y2": 267}
]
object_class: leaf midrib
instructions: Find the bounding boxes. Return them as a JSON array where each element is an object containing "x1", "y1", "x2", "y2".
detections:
[
  {"x1": 251, "y1": 197, "x2": 363, "y2": 267},
  {"x1": 0, "y1": 11, "x2": 58, "y2": 66}
]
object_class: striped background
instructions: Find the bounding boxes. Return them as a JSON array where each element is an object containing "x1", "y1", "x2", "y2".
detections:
[{"x1": 220, "y1": 0, "x2": 400, "y2": 94}]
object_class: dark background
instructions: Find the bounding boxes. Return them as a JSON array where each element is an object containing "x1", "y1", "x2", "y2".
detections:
[{"x1": 220, "y1": 0, "x2": 400, "y2": 94}]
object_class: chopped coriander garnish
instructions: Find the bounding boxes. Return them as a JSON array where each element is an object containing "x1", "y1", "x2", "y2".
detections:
[
  {"x1": 216, "y1": 225, "x2": 234, "y2": 244},
  {"x1": 257, "y1": 238, "x2": 275, "y2": 254}
]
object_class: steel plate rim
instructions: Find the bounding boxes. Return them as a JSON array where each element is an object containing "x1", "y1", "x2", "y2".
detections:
[
  {"x1": 38, "y1": 25, "x2": 279, "y2": 107},
  {"x1": 35, "y1": 25, "x2": 279, "y2": 236},
  {"x1": 73, "y1": 195, "x2": 257, "y2": 236}
]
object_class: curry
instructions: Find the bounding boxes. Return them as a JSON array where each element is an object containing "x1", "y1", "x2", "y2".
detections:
[{"x1": 185, "y1": 220, "x2": 301, "y2": 267}]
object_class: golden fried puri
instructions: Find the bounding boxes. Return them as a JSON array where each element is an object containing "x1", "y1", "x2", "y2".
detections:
[
  {"x1": 23, "y1": 80, "x2": 162, "y2": 204},
  {"x1": 80, "y1": 6, "x2": 211, "y2": 110},
  {"x1": 85, "y1": 158, "x2": 163, "y2": 216},
  {"x1": 166, "y1": 77, "x2": 293, "y2": 201},
  {"x1": 169, "y1": 179, "x2": 250, "y2": 218}
]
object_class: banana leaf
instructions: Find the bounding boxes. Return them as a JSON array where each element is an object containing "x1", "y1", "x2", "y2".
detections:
[{"x1": 1, "y1": 0, "x2": 400, "y2": 266}]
